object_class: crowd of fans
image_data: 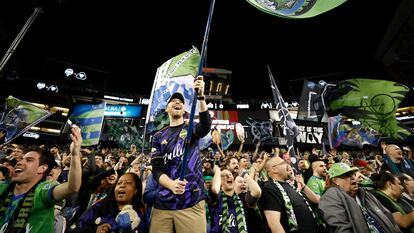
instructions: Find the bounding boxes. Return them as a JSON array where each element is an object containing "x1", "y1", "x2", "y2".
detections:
[
  {"x1": 1, "y1": 78, "x2": 414, "y2": 233},
  {"x1": 0, "y1": 137, "x2": 413, "y2": 233}
]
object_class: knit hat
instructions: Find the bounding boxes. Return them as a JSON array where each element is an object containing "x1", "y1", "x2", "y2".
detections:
[{"x1": 328, "y1": 162, "x2": 358, "y2": 178}]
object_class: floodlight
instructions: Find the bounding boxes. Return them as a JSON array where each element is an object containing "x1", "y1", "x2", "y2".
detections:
[
  {"x1": 76, "y1": 72, "x2": 87, "y2": 80},
  {"x1": 64, "y1": 68, "x2": 74, "y2": 77},
  {"x1": 37, "y1": 82, "x2": 46, "y2": 89}
]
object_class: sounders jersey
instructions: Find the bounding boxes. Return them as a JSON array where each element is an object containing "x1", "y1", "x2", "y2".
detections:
[
  {"x1": 306, "y1": 176, "x2": 326, "y2": 196},
  {"x1": 0, "y1": 180, "x2": 58, "y2": 233},
  {"x1": 151, "y1": 111, "x2": 211, "y2": 210}
]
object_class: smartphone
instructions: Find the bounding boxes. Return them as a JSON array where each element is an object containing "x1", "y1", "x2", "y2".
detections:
[{"x1": 61, "y1": 119, "x2": 80, "y2": 140}]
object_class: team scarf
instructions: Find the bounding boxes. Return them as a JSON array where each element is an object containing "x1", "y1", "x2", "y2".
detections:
[
  {"x1": 0, "y1": 183, "x2": 37, "y2": 233},
  {"x1": 374, "y1": 190, "x2": 414, "y2": 233},
  {"x1": 273, "y1": 180, "x2": 320, "y2": 231},
  {"x1": 383, "y1": 155, "x2": 414, "y2": 176},
  {"x1": 220, "y1": 191, "x2": 247, "y2": 233}
]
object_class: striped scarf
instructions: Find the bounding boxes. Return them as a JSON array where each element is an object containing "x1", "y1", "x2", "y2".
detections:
[
  {"x1": 273, "y1": 180, "x2": 320, "y2": 232},
  {"x1": 0, "y1": 183, "x2": 36, "y2": 233},
  {"x1": 220, "y1": 191, "x2": 247, "y2": 233}
]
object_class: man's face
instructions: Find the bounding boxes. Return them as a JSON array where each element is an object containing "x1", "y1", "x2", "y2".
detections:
[
  {"x1": 227, "y1": 158, "x2": 239, "y2": 174},
  {"x1": 50, "y1": 147, "x2": 59, "y2": 155},
  {"x1": 166, "y1": 98, "x2": 185, "y2": 119},
  {"x1": 334, "y1": 172, "x2": 357, "y2": 194},
  {"x1": 11, "y1": 148, "x2": 24, "y2": 161},
  {"x1": 298, "y1": 160, "x2": 306, "y2": 170},
  {"x1": 386, "y1": 145, "x2": 403, "y2": 161},
  {"x1": 314, "y1": 161, "x2": 327, "y2": 177},
  {"x1": 12, "y1": 151, "x2": 47, "y2": 184},
  {"x1": 221, "y1": 169, "x2": 234, "y2": 192},
  {"x1": 239, "y1": 158, "x2": 248, "y2": 169},
  {"x1": 234, "y1": 176, "x2": 247, "y2": 194},
  {"x1": 95, "y1": 155, "x2": 103, "y2": 167},
  {"x1": 271, "y1": 158, "x2": 292, "y2": 181}
]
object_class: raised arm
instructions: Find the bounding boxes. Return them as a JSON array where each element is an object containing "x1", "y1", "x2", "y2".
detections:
[{"x1": 53, "y1": 127, "x2": 82, "y2": 201}]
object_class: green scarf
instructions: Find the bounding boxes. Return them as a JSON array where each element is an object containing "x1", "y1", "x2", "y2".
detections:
[
  {"x1": 0, "y1": 183, "x2": 36, "y2": 233},
  {"x1": 374, "y1": 190, "x2": 414, "y2": 233},
  {"x1": 220, "y1": 191, "x2": 247, "y2": 233},
  {"x1": 273, "y1": 180, "x2": 320, "y2": 231}
]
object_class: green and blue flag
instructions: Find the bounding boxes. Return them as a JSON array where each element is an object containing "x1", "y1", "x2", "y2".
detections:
[
  {"x1": 69, "y1": 102, "x2": 106, "y2": 146},
  {"x1": 0, "y1": 96, "x2": 51, "y2": 145},
  {"x1": 246, "y1": 0, "x2": 347, "y2": 19}
]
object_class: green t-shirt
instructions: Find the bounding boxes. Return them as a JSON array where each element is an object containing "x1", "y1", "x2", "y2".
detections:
[
  {"x1": 0, "y1": 180, "x2": 58, "y2": 233},
  {"x1": 306, "y1": 175, "x2": 325, "y2": 196}
]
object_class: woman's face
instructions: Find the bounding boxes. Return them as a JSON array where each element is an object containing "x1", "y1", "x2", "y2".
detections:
[{"x1": 115, "y1": 174, "x2": 137, "y2": 205}]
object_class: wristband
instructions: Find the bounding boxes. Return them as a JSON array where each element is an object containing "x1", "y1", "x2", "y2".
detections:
[{"x1": 197, "y1": 96, "x2": 206, "y2": 101}]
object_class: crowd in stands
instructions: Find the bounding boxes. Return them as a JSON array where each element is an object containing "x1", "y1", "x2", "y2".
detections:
[
  {"x1": 0, "y1": 137, "x2": 413, "y2": 233},
  {"x1": 1, "y1": 79, "x2": 414, "y2": 233}
]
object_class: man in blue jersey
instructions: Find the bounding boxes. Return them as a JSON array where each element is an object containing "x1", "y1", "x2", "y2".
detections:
[{"x1": 150, "y1": 76, "x2": 211, "y2": 233}]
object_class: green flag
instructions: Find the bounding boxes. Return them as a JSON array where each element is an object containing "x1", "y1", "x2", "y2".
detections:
[
  {"x1": 146, "y1": 46, "x2": 201, "y2": 133},
  {"x1": 327, "y1": 79, "x2": 411, "y2": 140},
  {"x1": 246, "y1": 0, "x2": 347, "y2": 19}
]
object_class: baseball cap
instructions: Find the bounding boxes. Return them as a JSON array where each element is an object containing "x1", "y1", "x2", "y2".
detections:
[
  {"x1": 168, "y1": 92, "x2": 185, "y2": 104},
  {"x1": 328, "y1": 162, "x2": 358, "y2": 178},
  {"x1": 204, "y1": 175, "x2": 213, "y2": 182}
]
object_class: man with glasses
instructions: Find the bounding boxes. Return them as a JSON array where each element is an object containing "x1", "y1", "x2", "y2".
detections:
[
  {"x1": 319, "y1": 163, "x2": 400, "y2": 233},
  {"x1": 259, "y1": 156, "x2": 321, "y2": 233}
]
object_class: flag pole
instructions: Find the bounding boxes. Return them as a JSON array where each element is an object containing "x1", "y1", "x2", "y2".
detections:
[{"x1": 180, "y1": 0, "x2": 216, "y2": 180}]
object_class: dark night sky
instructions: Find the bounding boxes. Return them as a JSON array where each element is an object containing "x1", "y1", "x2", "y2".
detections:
[{"x1": 0, "y1": 0, "x2": 406, "y2": 103}]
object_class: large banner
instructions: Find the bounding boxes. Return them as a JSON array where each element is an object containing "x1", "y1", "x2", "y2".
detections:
[
  {"x1": 238, "y1": 110, "x2": 276, "y2": 145},
  {"x1": 294, "y1": 120, "x2": 325, "y2": 145},
  {"x1": 246, "y1": 0, "x2": 347, "y2": 19},
  {"x1": 0, "y1": 96, "x2": 51, "y2": 145},
  {"x1": 146, "y1": 47, "x2": 201, "y2": 133},
  {"x1": 327, "y1": 79, "x2": 411, "y2": 140}
]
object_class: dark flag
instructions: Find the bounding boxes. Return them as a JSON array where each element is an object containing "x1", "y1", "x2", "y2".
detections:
[{"x1": 268, "y1": 66, "x2": 299, "y2": 158}]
